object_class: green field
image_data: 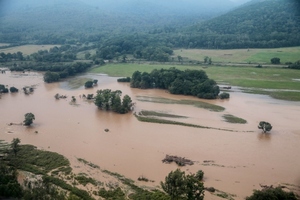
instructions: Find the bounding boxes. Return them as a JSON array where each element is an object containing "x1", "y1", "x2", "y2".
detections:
[
  {"x1": 90, "y1": 63, "x2": 300, "y2": 101},
  {"x1": 173, "y1": 47, "x2": 300, "y2": 64}
]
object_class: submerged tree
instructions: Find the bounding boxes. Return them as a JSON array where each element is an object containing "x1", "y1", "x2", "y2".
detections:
[
  {"x1": 11, "y1": 138, "x2": 21, "y2": 156},
  {"x1": 246, "y1": 187, "x2": 297, "y2": 200},
  {"x1": 23, "y1": 113, "x2": 35, "y2": 126},
  {"x1": 258, "y1": 121, "x2": 272, "y2": 133}
]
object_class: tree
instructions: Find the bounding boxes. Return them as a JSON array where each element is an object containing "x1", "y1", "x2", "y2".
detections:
[
  {"x1": 161, "y1": 169, "x2": 186, "y2": 200},
  {"x1": 219, "y1": 92, "x2": 230, "y2": 99},
  {"x1": 246, "y1": 187, "x2": 297, "y2": 200},
  {"x1": 85, "y1": 52, "x2": 91, "y2": 60},
  {"x1": 93, "y1": 79, "x2": 98, "y2": 85},
  {"x1": 9, "y1": 87, "x2": 19, "y2": 93},
  {"x1": 177, "y1": 55, "x2": 182, "y2": 63},
  {"x1": 84, "y1": 80, "x2": 94, "y2": 88},
  {"x1": 11, "y1": 138, "x2": 20, "y2": 156},
  {"x1": 161, "y1": 169, "x2": 205, "y2": 200},
  {"x1": 258, "y1": 121, "x2": 272, "y2": 133},
  {"x1": 44, "y1": 71, "x2": 60, "y2": 83},
  {"x1": 271, "y1": 57, "x2": 280, "y2": 64},
  {"x1": 23, "y1": 113, "x2": 35, "y2": 126}
]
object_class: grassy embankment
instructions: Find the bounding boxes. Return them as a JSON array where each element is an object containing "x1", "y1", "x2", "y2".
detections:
[
  {"x1": 0, "y1": 141, "x2": 170, "y2": 200},
  {"x1": 89, "y1": 63, "x2": 300, "y2": 101}
]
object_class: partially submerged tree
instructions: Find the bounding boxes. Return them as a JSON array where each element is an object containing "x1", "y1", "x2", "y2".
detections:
[
  {"x1": 11, "y1": 138, "x2": 20, "y2": 156},
  {"x1": 258, "y1": 121, "x2": 272, "y2": 133},
  {"x1": 23, "y1": 113, "x2": 35, "y2": 126},
  {"x1": 84, "y1": 80, "x2": 94, "y2": 88}
]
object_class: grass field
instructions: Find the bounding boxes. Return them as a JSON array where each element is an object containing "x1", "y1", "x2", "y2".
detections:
[
  {"x1": 90, "y1": 63, "x2": 300, "y2": 101},
  {"x1": 0, "y1": 44, "x2": 61, "y2": 55},
  {"x1": 173, "y1": 47, "x2": 300, "y2": 64}
]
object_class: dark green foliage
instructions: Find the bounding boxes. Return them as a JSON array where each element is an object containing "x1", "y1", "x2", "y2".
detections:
[
  {"x1": 188, "y1": 0, "x2": 300, "y2": 49},
  {"x1": 258, "y1": 121, "x2": 272, "y2": 133},
  {"x1": 0, "y1": 84, "x2": 9, "y2": 93},
  {"x1": 30, "y1": 46, "x2": 76, "y2": 62},
  {"x1": 11, "y1": 138, "x2": 20, "y2": 156},
  {"x1": 84, "y1": 81, "x2": 94, "y2": 88},
  {"x1": 94, "y1": 89, "x2": 133, "y2": 114},
  {"x1": 75, "y1": 175, "x2": 97, "y2": 186},
  {"x1": 0, "y1": 164, "x2": 23, "y2": 198},
  {"x1": 44, "y1": 71, "x2": 60, "y2": 83},
  {"x1": 288, "y1": 60, "x2": 300, "y2": 69},
  {"x1": 246, "y1": 187, "x2": 297, "y2": 200},
  {"x1": 131, "y1": 68, "x2": 219, "y2": 99},
  {"x1": 93, "y1": 79, "x2": 98, "y2": 85},
  {"x1": 256, "y1": 64, "x2": 263, "y2": 68},
  {"x1": 195, "y1": 170, "x2": 204, "y2": 181},
  {"x1": 219, "y1": 92, "x2": 230, "y2": 99},
  {"x1": 98, "y1": 187, "x2": 125, "y2": 200},
  {"x1": 161, "y1": 169, "x2": 204, "y2": 200},
  {"x1": 23, "y1": 113, "x2": 35, "y2": 126},
  {"x1": 271, "y1": 57, "x2": 280, "y2": 64},
  {"x1": 8, "y1": 144, "x2": 70, "y2": 174},
  {"x1": 9, "y1": 86, "x2": 19, "y2": 93},
  {"x1": 117, "y1": 77, "x2": 131, "y2": 82}
]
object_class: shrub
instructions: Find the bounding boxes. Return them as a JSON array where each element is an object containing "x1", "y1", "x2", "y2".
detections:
[
  {"x1": 271, "y1": 57, "x2": 280, "y2": 64},
  {"x1": 219, "y1": 92, "x2": 230, "y2": 99},
  {"x1": 246, "y1": 187, "x2": 297, "y2": 200}
]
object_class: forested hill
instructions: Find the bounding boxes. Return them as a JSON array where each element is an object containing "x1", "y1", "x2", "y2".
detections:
[
  {"x1": 0, "y1": 0, "x2": 241, "y2": 44},
  {"x1": 184, "y1": 0, "x2": 300, "y2": 49}
]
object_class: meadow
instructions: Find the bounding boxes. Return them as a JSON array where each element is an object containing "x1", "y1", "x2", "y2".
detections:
[
  {"x1": 90, "y1": 63, "x2": 300, "y2": 101},
  {"x1": 173, "y1": 46, "x2": 300, "y2": 64}
]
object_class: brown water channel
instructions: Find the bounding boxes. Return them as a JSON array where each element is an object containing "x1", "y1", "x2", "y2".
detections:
[{"x1": 1, "y1": 70, "x2": 300, "y2": 199}]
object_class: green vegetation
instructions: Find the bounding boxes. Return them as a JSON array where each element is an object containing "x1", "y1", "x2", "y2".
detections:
[
  {"x1": 174, "y1": 47, "x2": 300, "y2": 64},
  {"x1": 136, "y1": 96, "x2": 225, "y2": 112},
  {"x1": 223, "y1": 114, "x2": 247, "y2": 124},
  {"x1": 134, "y1": 113, "x2": 235, "y2": 132},
  {"x1": 74, "y1": 174, "x2": 97, "y2": 186},
  {"x1": 258, "y1": 121, "x2": 272, "y2": 133},
  {"x1": 77, "y1": 158, "x2": 100, "y2": 169},
  {"x1": 95, "y1": 89, "x2": 133, "y2": 114},
  {"x1": 246, "y1": 187, "x2": 297, "y2": 200},
  {"x1": 23, "y1": 113, "x2": 35, "y2": 126},
  {"x1": 131, "y1": 68, "x2": 220, "y2": 99},
  {"x1": 139, "y1": 110, "x2": 187, "y2": 119},
  {"x1": 161, "y1": 169, "x2": 204, "y2": 200}
]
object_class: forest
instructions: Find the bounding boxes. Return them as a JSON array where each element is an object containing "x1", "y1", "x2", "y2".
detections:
[{"x1": 0, "y1": 0, "x2": 299, "y2": 55}]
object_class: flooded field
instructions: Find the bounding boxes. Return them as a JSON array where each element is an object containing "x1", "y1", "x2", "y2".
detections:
[{"x1": 1, "y1": 70, "x2": 300, "y2": 199}]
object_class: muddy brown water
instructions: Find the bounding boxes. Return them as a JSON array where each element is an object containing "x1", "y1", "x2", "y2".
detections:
[{"x1": 1, "y1": 70, "x2": 300, "y2": 199}]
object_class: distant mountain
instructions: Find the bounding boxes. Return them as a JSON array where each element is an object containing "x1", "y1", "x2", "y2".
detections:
[{"x1": 184, "y1": 0, "x2": 300, "y2": 48}]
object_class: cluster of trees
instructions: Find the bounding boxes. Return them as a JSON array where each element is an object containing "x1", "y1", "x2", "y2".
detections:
[
  {"x1": 94, "y1": 89, "x2": 133, "y2": 114},
  {"x1": 40, "y1": 62, "x2": 92, "y2": 83},
  {"x1": 0, "y1": 84, "x2": 19, "y2": 93},
  {"x1": 30, "y1": 46, "x2": 76, "y2": 62},
  {"x1": 0, "y1": 52, "x2": 23, "y2": 62},
  {"x1": 130, "y1": 68, "x2": 220, "y2": 99}
]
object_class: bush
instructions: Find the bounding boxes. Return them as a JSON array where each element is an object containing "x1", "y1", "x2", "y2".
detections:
[
  {"x1": 271, "y1": 57, "x2": 280, "y2": 64},
  {"x1": 219, "y1": 92, "x2": 230, "y2": 99},
  {"x1": 9, "y1": 87, "x2": 19, "y2": 93},
  {"x1": 84, "y1": 81, "x2": 93, "y2": 88},
  {"x1": 246, "y1": 187, "x2": 297, "y2": 200}
]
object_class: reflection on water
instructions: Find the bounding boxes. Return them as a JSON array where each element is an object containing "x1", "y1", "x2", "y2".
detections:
[
  {"x1": 1, "y1": 71, "x2": 300, "y2": 199},
  {"x1": 257, "y1": 133, "x2": 271, "y2": 141}
]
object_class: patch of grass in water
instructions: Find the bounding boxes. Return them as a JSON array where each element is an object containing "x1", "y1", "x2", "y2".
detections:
[
  {"x1": 66, "y1": 77, "x2": 92, "y2": 89},
  {"x1": 243, "y1": 89, "x2": 300, "y2": 101},
  {"x1": 139, "y1": 110, "x2": 187, "y2": 118},
  {"x1": 136, "y1": 96, "x2": 225, "y2": 112},
  {"x1": 134, "y1": 113, "x2": 235, "y2": 132},
  {"x1": 223, "y1": 114, "x2": 247, "y2": 124}
]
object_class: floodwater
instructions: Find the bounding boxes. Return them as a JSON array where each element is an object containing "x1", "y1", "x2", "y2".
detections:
[{"x1": 1, "y1": 70, "x2": 300, "y2": 199}]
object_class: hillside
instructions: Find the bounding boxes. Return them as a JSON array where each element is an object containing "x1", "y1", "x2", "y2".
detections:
[
  {"x1": 0, "y1": 0, "x2": 242, "y2": 44},
  {"x1": 183, "y1": 0, "x2": 300, "y2": 48}
]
